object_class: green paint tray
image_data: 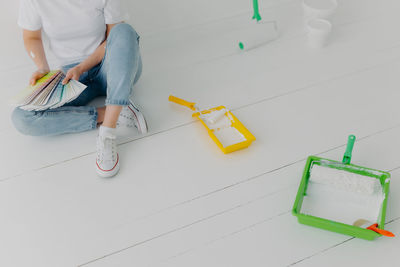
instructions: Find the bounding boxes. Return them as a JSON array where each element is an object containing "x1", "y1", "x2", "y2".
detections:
[{"x1": 292, "y1": 135, "x2": 391, "y2": 240}]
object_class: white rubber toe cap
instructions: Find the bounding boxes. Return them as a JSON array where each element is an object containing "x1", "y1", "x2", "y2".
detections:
[{"x1": 96, "y1": 154, "x2": 120, "y2": 178}]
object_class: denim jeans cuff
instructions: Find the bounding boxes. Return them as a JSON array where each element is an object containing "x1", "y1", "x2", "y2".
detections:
[
  {"x1": 105, "y1": 99, "x2": 130, "y2": 106},
  {"x1": 91, "y1": 108, "x2": 98, "y2": 130}
]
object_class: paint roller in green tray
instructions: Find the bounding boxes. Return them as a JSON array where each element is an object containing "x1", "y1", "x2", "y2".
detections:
[
  {"x1": 292, "y1": 135, "x2": 393, "y2": 240},
  {"x1": 238, "y1": 0, "x2": 278, "y2": 51}
]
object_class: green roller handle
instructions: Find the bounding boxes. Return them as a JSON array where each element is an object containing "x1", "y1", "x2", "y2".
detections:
[
  {"x1": 342, "y1": 135, "x2": 356, "y2": 164},
  {"x1": 252, "y1": 0, "x2": 262, "y2": 21}
]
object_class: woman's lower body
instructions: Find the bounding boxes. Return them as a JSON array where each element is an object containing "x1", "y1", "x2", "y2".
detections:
[{"x1": 11, "y1": 23, "x2": 147, "y2": 177}]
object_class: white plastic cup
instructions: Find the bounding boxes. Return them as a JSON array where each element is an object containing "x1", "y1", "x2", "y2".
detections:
[
  {"x1": 307, "y1": 19, "x2": 332, "y2": 48},
  {"x1": 303, "y1": 0, "x2": 338, "y2": 21}
]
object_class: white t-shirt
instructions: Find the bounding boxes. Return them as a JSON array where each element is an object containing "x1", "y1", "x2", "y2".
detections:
[{"x1": 18, "y1": 0, "x2": 124, "y2": 66}]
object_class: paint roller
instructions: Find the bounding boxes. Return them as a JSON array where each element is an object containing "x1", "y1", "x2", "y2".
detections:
[
  {"x1": 206, "y1": 108, "x2": 227, "y2": 124},
  {"x1": 309, "y1": 135, "x2": 383, "y2": 195},
  {"x1": 238, "y1": 0, "x2": 278, "y2": 51},
  {"x1": 309, "y1": 165, "x2": 382, "y2": 195}
]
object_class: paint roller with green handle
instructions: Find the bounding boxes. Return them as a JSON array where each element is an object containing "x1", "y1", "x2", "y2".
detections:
[
  {"x1": 238, "y1": 0, "x2": 278, "y2": 51},
  {"x1": 310, "y1": 135, "x2": 383, "y2": 195}
]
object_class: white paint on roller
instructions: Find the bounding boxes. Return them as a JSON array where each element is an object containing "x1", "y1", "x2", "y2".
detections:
[
  {"x1": 301, "y1": 165, "x2": 385, "y2": 225},
  {"x1": 202, "y1": 109, "x2": 231, "y2": 130},
  {"x1": 237, "y1": 20, "x2": 278, "y2": 51},
  {"x1": 203, "y1": 114, "x2": 231, "y2": 130},
  {"x1": 201, "y1": 109, "x2": 246, "y2": 147},
  {"x1": 213, "y1": 127, "x2": 246, "y2": 148},
  {"x1": 310, "y1": 164, "x2": 382, "y2": 195},
  {"x1": 30, "y1": 51, "x2": 35, "y2": 58},
  {"x1": 207, "y1": 109, "x2": 227, "y2": 124},
  {"x1": 316, "y1": 159, "x2": 384, "y2": 176}
]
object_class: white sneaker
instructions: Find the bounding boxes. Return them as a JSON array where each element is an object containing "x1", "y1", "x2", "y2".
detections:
[
  {"x1": 96, "y1": 128, "x2": 120, "y2": 178},
  {"x1": 117, "y1": 100, "x2": 148, "y2": 134}
]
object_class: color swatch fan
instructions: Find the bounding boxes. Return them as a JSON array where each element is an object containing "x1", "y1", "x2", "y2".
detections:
[{"x1": 11, "y1": 70, "x2": 87, "y2": 111}]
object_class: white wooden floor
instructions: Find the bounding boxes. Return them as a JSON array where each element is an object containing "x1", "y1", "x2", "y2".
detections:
[{"x1": 1, "y1": 0, "x2": 400, "y2": 266}]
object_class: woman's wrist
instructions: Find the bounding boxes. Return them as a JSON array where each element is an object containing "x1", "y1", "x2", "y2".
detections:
[
  {"x1": 76, "y1": 63, "x2": 87, "y2": 74},
  {"x1": 38, "y1": 68, "x2": 49, "y2": 74},
  {"x1": 37, "y1": 64, "x2": 50, "y2": 73}
]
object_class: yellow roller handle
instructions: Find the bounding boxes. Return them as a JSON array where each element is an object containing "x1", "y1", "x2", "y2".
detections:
[{"x1": 169, "y1": 95, "x2": 197, "y2": 111}]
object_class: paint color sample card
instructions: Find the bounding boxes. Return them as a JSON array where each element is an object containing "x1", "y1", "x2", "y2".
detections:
[{"x1": 11, "y1": 70, "x2": 87, "y2": 111}]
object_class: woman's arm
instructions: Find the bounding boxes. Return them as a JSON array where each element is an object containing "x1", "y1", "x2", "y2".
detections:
[
  {"x1": 62, "y1": 23, "x2": 119, "y2": 85},
  {"x1": 23, "y1": 29, "x2": 50, "y2": 85}
]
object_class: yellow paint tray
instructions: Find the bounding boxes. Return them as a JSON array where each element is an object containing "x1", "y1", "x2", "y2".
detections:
[{"x1": 169, "y1": 95, "x2": 256, "y2": 153}]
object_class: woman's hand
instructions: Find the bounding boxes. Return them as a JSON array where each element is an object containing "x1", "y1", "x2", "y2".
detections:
[
  {"x1": 62, "y1": 65, "x2": 84, "y2": 85},
  {"x1": 30, "y1": 69, "x2": 49, "y2": 85}
]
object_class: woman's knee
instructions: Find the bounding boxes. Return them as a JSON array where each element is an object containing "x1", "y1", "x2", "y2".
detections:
[
  {"x1": 11, "y1": 108, "x2": 40, "y2": 136},
  {"x1": 109, "y1": 23, "x2": 139, "y2": 44}
]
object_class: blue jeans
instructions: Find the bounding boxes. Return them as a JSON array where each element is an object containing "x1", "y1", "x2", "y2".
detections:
[{"x1": 12, "y1": 23, "x2": 142, "y2": 136}]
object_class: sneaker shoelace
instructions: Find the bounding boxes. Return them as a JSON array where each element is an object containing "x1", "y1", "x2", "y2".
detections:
[{"x1": 97, "y1": 134, "x2": 117, "y2": 164}]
